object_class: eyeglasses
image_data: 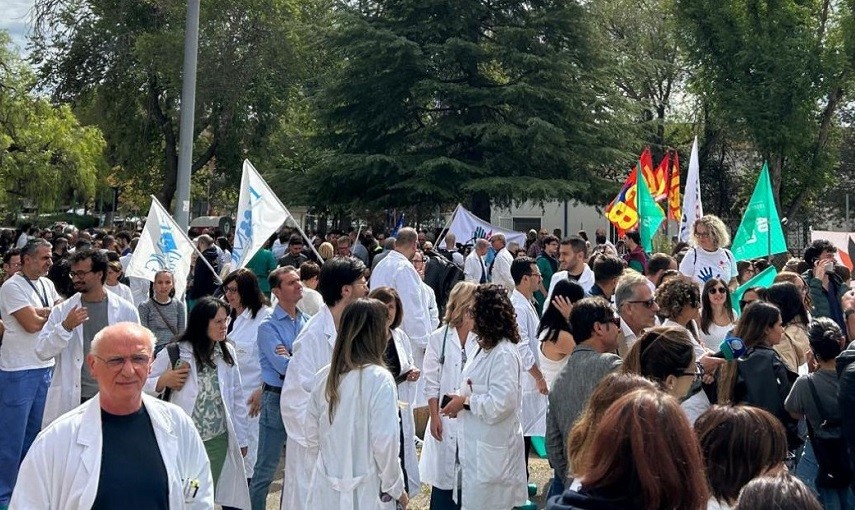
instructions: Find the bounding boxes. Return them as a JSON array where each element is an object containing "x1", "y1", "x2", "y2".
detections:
[
  {"x1": 93, "y1": 354, "x2": 151, "y2": 370},
  {"x1": 351, "y1": 279, "x2": 369, "y2": 288},
  {"x1": 694, "y1": 231, "x2": 711, "y2": 238},
  {"x1": 68, "y1": 270, "x2": 95, "y2": 279},
  {"x1": 628, "y1": 298, "x2": 656, "y2": 309},
  {"x1": 708, "y1": 287, "x2": 728, "y2": 295},
  {"x1": 526, "y1": 272, "x2": 542, "y2": 279},
  {"x1": 224, "y1": 285, "x2": 238, "y2": 294},
  {"x1": 678, "y1": 362, "x2": 705, "y2": 383}
]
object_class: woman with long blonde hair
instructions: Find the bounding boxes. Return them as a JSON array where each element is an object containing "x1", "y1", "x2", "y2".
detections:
[
  {"x1": 420, "y1": 281, "x2": 479, "y2": 509},
  {"x1": 304, "y1": 298, "x2": 408, "y2": 509}
]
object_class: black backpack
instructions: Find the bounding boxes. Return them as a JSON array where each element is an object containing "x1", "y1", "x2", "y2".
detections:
[{"x1": 424, "y1": 254, "x2": 463, "y2": 317}]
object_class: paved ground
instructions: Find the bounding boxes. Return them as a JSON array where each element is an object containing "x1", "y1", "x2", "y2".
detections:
[{"x1": 260, "y1": 450, "x2": 553, "y2": 509}]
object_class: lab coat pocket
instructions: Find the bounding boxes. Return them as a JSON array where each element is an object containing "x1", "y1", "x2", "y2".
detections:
[{"x1": 476, "y1": 441, "x2": 513, "y2": 484}]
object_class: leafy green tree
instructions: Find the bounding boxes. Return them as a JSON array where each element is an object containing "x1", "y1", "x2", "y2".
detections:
[
  {"x1": 675, "y1": 0, "x2": 855, "y2": 221},
  {"x1": 30, "y1": 0, "x2": 310, "y2": 210},
  {"x1": 0, "y1": 31, "x2": 106, "y2": 214},
  {"x1": 295, "y1": 0, "x2": 638, "y2": 220}
]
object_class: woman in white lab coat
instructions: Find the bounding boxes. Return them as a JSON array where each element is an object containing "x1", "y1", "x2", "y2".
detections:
[
  {"x1": 420, "y1": 281, "x2": 479, "y2": 509},
  {"x1": 441, "y1": 284, "x2": 527, "y2": 510},
  {"x1": 221, "y1": 268, "x2": 272, "y2": 478},
  {"x1": 304, "y1": 298, "x2": 408, "y2": 509},
  {"x1": 368, "y1": 286, "x2": 421, "y2": 495},
  {"x1": 146, "y1": 296, "x2": 251, "y2": 509}
]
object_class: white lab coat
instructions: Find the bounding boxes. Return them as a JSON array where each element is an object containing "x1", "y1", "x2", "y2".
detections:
[
  {"x1": 546, "y1": 264, "x2": 595, "y2": 304},
  {"x1": 370, "y1": 250, "x2": 432, "y2": 343},
  {"x1": 389, "y1": 328, "x2": 421, "y2": 493},
  {"x1": 463, "y1": 251, "x2": 488, "y2": 283},
  {"x1": 229, "y1": 305, "x2": 271, "y2": 478},
  {"x1": 458, "y1": 339, "x2": 527, "y2": 510},
  {"x1": 10, "y1": 394, "x2": 213, "y2": 509},
  {"x1": 280, "y1": 304, "x2": 337, "y2": 510},
  {"x1": 304, "y1": 365, "x2": 405, "y2": 510},
  {"x1": 36, "y1": 292, "x2": 141, "y2": 426},
  {"x1": 412, "y1": 282, "x2": 440, "y2": 408},
  {"x1": 511, "y1": 290, "x2": 548, "y2": 437},
  {"x1": 419, "y1": 325, "x2": 478, "y2": 490},
  {"x1": 145, "y1": 341, "x2": 251, "y2": 509},
  {"x1": 489, "y1": 248, "x2": 514, "y2": 291}
]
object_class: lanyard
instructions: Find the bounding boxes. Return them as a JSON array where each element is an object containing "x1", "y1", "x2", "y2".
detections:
[{"x1": 21, "y1": 274, "x2": 49, "y2": 308}]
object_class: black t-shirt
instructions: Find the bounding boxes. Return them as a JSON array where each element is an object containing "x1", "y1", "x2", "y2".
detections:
[{"x1": 92, "y1": 406, "x2": 169, "y2": 510}]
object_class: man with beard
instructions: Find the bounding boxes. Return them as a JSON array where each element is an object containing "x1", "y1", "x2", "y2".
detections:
[
  {"x1": 546, "y1": 236, "x2": 595, "y2": 301},
  {"x1": 35, "y1": 249, "x2": 140, "y2": 426}
]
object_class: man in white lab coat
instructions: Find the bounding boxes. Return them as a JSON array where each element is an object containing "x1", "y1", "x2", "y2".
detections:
[
  {"x1": 509, "y1": 257, "x2": 549, "y2": 477},
  {"x1": 370, "y1": 227, "x2": 432, "y2": 347},
  {"x1": 279, "y1": 257, "x2": 368, "y2": 510},
  {"x1": 546, "y1": 236, "x2": 595, "y2": 303},
  {"x1": 488, "y1": 233, "x2": 515, "y2": 291},
  {"x1": 36, "y1": 249, "x2": 140, "y2": 426},
  {"x1": 10, "y1": 323, "x2": 213, "y2": 509},
  {"x1": 463, "y1": 239, "x2": 490, "y2": 284}
]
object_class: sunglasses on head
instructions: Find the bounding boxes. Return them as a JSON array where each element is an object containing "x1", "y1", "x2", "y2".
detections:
[{"x1": 708, "y1": 287, "x2": 728, "y2": 295}]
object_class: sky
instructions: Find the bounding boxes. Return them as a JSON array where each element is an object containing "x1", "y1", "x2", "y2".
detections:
[{"x1": 1, "y1": 0, "x2": 35, "y2": 56}]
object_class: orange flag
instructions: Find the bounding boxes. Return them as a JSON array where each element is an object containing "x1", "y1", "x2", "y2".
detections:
[{"x1": 668, "y1": 150, "x2": 681, "y2": 220}]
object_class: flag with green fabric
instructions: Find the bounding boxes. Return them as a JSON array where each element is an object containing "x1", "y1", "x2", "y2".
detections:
[
  {"x1": 731, "y1": 162, "x2": 787, "y2": 261},
  {"x1": 636, "y1": 162, "x2": 665, "y2": 253},
  {"x1": 731, "y1": 265, "x2": 778, "y2": 313}
]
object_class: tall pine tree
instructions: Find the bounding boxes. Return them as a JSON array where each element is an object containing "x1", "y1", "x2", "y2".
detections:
[{"x1": 301, "y1": 0, "x2": 637, "y2": 219}]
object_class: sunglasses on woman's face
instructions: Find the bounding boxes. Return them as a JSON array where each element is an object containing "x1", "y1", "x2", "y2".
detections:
[{"x1": 708, "y1": 287, "x2": 728, "y2": 295}]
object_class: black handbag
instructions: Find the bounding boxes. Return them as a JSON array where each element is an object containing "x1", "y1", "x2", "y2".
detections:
[{"x1": 806, "y1": 378, "x2": 852, "y2": 489}]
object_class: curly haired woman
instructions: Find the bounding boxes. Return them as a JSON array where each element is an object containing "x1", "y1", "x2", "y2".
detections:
[
  {"x1": 440, "y1": 284, "x2": 527, "y2": 509},
  {"x1": 679, "y1": 215, "x2": 738, "y2": 287}
]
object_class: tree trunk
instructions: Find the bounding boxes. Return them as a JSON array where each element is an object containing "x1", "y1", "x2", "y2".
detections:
[{"x1": 470, "y1": 192, "x2": 491, "y2": 223}]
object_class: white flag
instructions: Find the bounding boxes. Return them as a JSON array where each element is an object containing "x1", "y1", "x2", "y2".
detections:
[
  {"x1": 126, "y1": 197, "x2": 195, "y2": 299},
  {"x1": 231, "y1": 160, "x2": 291, "y2": 269},
  {"x1": 679, "y1": 136, "x2": 704, "y2": 242},
  {"x1": 441, "y1": 204, "x2": 526, "y2": 248}
]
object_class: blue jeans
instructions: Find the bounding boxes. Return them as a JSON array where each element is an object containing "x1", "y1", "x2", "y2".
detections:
[
  {"x1": 795, "y1": 441, "x2": 854, "y2": 510},
  {"x1": 249, "y1": 389, "x2": 287, "y2": 510},
  {"x1": 0, "y1": 367, "x2": 52, "y2": 505}
]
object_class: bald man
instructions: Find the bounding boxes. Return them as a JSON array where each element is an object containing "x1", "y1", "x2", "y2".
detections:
[{"x1": 11, "y1": 323, "x2": 213, "y2": 509}]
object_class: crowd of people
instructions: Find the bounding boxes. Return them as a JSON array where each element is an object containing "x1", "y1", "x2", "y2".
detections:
[{"x1": 0, "y1": 216, "x2": 853, "y2": 510}]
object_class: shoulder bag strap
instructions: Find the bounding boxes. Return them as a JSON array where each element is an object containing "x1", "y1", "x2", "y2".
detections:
[{"x1": 151, "y1": 301, "x2": 179, "y2": 335}]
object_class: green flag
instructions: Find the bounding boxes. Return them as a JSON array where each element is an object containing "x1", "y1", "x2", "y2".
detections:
[
  {"x1": 636, "y1": 164, "x2": 665, "y2": 253},
  {"x1": 731, "y1": 265, "x2": 778, "y2": 313},
  {"x1": 731, "y1": 162, "x2": 787, "y2": 261}
]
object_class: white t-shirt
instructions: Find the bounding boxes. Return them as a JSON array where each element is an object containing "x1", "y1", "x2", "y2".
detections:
[
  {"x1": 699, "y1": 321, "x2": 734, "y2": 351},
  {"x1": 537, "y1": 339, "x2": 569, "y2": 390},
  {"x1": 0, "y1": 274, "x2": 60, "y2": 370},
  {"x1": 679, "y1": 247, "x2": 738, "y2": 284}
]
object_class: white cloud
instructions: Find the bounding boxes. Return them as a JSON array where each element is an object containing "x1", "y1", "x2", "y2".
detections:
[{"x1": 0, "y1": 0, "x2": 36, "y2": 55}]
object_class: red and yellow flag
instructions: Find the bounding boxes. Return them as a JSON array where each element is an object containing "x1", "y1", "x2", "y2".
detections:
[
  {"x1": 640, "y1": 148, "x2": 667, "y2": 200},
  {"x1": 668, "y1": 150, "x2": 681, "y2": 221},
  {"x1": 605, "y1": 167, "x2": 639, "y2": 235}
]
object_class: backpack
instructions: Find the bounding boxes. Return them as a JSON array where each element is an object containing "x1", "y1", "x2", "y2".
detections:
[
  {"x1": 806, "y1": 378, "x2": 852, "y2": 488},
  {"x1": 158, "y1": 343, "x2": 182, "y2": 402},
  {"x1": 424, "y1": 255, "x2": 464, "y2": 317}
]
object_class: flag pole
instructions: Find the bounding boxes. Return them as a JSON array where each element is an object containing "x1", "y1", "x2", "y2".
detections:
[
  {"x1": 243, "y1": 166, "x2": 324, "y2": 263},
  {"x1": 435, "y1": 204, "x2": 461, "y2": 249}
]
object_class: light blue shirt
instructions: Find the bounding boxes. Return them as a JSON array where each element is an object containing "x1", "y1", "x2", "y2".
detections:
[{"x1": 257, "y1": 305, "x2": 309, "y2": 387}]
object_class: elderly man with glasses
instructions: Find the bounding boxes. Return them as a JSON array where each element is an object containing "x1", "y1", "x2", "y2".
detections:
[
  {"x1": 614, "y1": 272, "x2": 661, "y2": 358},
  {"x1": 35, "y1": 249, "x2": 140, "y2": 427},
  {"x1": 11, "y1": 322, "x2": 213, "y2": 509}
]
